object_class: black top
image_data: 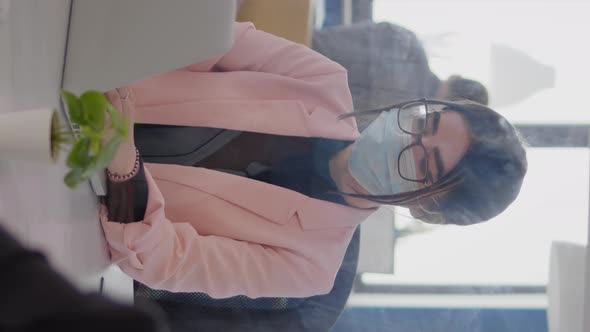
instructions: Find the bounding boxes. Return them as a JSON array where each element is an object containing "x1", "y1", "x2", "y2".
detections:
[
  {"x1": 253, "y1": 138, "x2": 352, "y2": 205},
  {"x1": 107, "y1": 136, "x2": 353, "y2": 223}
]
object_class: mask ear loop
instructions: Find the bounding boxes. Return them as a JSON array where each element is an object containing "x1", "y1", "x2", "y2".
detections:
[
  {"x1": 410, "y1": 163, "x2": 465, "y2": 224},
  {"x1": 413, "y1": 196, "x2": 445, "y2": 224}
]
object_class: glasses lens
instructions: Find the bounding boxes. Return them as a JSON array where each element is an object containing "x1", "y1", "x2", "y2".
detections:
[
  {"x1": 399, "y1": 145, "x2": 427, "y2": 181},
  {"x1": 398, "y1": 102, "x2": 428, "y2": 134}
]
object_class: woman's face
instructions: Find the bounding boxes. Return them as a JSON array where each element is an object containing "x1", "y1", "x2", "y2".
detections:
[
  {"x1": 414, "y1": 107, "x2": 471, "y2": 189},
  {"x1": 407, "y1": 107, "x2": 471, "y2": 221},
  {"x1": 346, "y1": 107, "x2": 471, "y2": 210}
]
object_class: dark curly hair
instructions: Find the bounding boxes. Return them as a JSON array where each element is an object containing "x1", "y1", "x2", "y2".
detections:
[{"x1": 339, "y1": 99, "x2": 527, "y2": 225}]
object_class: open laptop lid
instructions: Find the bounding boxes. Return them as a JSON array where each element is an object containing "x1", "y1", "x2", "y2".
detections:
[
  {"x1": 61, "y1": 0, "x2": 235, "y2": 195},
  {"x1": 62, "y1": 0, "x2": 235, "y2": 94}
]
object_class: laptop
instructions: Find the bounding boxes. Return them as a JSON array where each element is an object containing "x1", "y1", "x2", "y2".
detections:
[{"x1": 61, "y1": 0, "x2": 236, "y2": 195}]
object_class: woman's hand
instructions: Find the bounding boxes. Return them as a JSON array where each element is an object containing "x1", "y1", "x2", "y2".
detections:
[{"x1": 104, "y1": 88, "x2": 137, "y2": 176}]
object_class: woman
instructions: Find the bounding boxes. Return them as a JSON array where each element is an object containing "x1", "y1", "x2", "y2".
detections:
[{"x1": 101, "y1": 22, "x2": 527, "y2": 299}]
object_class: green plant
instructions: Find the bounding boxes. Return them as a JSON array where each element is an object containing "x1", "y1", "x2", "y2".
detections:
[{"x1": 56, "y1": 89, "x2": 128, "y2": 188}]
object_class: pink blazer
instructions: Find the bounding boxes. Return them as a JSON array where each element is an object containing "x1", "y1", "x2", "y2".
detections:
[{"x1": 100, "y1": 22, "x2": 373, "y2": 299}]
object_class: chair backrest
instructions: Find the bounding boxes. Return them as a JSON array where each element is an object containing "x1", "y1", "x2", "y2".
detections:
[
  {"x1": 136, "y1": 227, "x2": 362, "y2": 332},
  {"x1": 135, "y1": 124, "x2": 241, "y2": 166},
  {"x1": 134, "y1": 124, "x2": 362, "y2": 330},
  {"x1": 135, "y1": 283, "x2": 305, "y2": 311}
]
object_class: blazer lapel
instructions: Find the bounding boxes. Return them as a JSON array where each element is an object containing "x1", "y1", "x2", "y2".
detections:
[
  {"x1": 296, "y1": 198, "x2": 374, "y2": 230},
  {"x1": 147, "y1": 163, "x2": 373, "y2": 229},
  {"x1": 136, "y1": 99, "x2": 359, "y2": 140},
  {"x1": 147, "y1": 163, "x2": 307, "y2": 225}
]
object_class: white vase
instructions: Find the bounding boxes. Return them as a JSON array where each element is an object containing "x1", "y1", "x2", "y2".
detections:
[{"x1": 0, "y1": 108, "x2": 58, "y2": 163}]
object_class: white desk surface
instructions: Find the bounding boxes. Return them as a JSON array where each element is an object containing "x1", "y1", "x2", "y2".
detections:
[
  {"x1": 0, "y1": 0, "x2": 125, "y2": 297},
  {"x1": 584, "y1": 144, "x2": 590, "y2": 332}
]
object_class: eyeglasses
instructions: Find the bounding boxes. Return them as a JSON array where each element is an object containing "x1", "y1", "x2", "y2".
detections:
[{"x1": 395, "y1": 98, "x2": 442, "y2": 185}]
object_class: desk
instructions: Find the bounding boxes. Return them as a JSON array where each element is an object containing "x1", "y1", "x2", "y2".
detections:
[
  {"x1": 1, "y1": 0, "x2": 235, "y2": 303},
  {"x1": 546, "y1": 139, "x2": 590, "y2": 332},
  {"x1": 0, "y1": 0, "x2": 113, "y2": 294}
]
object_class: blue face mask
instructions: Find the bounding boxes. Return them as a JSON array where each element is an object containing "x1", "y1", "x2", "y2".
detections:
[{"x1": 348, "y1": 110, "x2": 420, "y2": 195}]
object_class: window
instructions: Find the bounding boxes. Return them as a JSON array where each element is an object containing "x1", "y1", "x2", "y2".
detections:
[{"x1": 354, "y1": 0, "x2": 590, "y2": 301}]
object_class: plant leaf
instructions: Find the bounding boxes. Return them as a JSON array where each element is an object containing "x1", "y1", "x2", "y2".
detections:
[
  {"x1": 80, "y1": 91, "x2": 107, "y2": 132},
  {"x1": 62, "y1": 90, "x2": 131, "y2": 189},
  {"x1": 96, "y1": 137, "x2": 123, "y2": 169},
  {"x1": 95, "y1": 136, "x2": 124, "y2": 169},
  {"x1": 66, "y1": 137, "x2": 91, "y2": 169},
  {"x1": 106, "y1": 104, "x2": 128, "y2": 136},
  {"x1": 80, "y1": 158, "x2": 99, "y2": 178},
  {"x1": 60, "y1": 90, "x2": 86, "y2": 125},
  {"x1": 64, "y1": 168, "x2": 85, "y2": 188},
  {"x1": 89, "y1": 136, "x2": 101, "y2": 156}
]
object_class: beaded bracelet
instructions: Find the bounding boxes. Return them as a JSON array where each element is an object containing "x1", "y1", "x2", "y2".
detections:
[{"x1": 106, "y1": 148, "x2": 141, "y2": 182}]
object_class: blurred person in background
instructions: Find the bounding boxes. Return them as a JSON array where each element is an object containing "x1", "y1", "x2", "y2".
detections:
[
  {"x1": 0, "y1": 223, "x2": 166, "y2": 332},
  {"x1": 312, "y1": 21, "x2": 489, "y2": 131}
]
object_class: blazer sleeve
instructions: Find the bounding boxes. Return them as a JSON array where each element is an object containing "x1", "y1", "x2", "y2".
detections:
[
  {"x1": 100, "y1": 22, "x2": 357, "y2": 298},
  {"x1": 176, "y1": 21, "x2": 356, "y2": 121},
  {"x1": 100, "y1": 167, "x2": 346, "y2": 299}
]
